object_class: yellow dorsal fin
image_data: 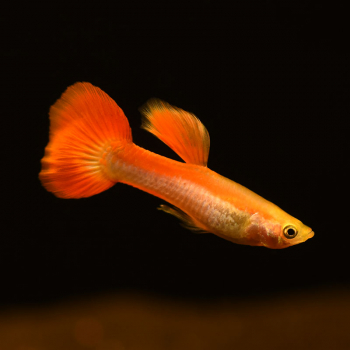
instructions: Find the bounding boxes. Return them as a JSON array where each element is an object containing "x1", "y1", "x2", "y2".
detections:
[
  {"x1": 140, "y1": 99, "x2": 210, "y2": 166},
  {"x1": 158, "y1": 205, "x2": 208, "y2": 233}
]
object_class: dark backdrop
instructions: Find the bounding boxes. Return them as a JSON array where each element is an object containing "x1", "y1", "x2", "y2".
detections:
[{"x1": 2, "y1": 1, "x2": 347, "y2": 307}]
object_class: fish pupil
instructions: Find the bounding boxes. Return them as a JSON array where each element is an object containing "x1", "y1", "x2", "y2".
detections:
[{"x1": 287, "y1": 228, "x2": 295, "y2": 236}]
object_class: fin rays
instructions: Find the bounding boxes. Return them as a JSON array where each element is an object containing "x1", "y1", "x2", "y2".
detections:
[
  {"x1": 39, "y1": 82, "x2": 132, "y2": 198},
  {"x1": 140, "y1": 99, "x2": 210, "y2": 166},
  {"x1": 158, "y1": 204, "x2": 208, "y2": 233}
]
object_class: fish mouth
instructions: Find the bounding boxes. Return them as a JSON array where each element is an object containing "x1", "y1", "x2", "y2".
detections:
[
  {"x1": 302, "y1": 229, "x2": 314, "y2": 242},
  {"x1": 295, "y1": 229, "x2": 314, "y2": 244}
]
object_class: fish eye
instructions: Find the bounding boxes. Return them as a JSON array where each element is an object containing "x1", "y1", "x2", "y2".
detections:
[{"x1": 283, "y1": 225, "x2": 298, "y2": 239}]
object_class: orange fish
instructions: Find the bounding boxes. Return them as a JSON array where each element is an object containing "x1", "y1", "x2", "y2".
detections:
[{"x1": 40, "y1": 82, "x2": 314, "y2": 248}]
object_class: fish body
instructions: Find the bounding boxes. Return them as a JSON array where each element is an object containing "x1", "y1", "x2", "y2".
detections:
[{"x1": 40, "y1": 83, "x2": 313, "y2": 248}]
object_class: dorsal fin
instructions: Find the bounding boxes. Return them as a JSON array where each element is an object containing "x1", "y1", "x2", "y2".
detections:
[
  {"x1": 158, "y1": 205, "x2": 208, "y2": 233},
  {"x1": 140, "y1": 99, "x2": 210, "y2": 166}
]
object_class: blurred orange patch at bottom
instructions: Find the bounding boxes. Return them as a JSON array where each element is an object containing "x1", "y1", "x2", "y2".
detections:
[{"x1": 74, "y1": 317, "x2": 104, "y2": 347}]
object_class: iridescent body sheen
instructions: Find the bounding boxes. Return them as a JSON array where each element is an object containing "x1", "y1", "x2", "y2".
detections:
[{"x1": 40, "y1": 83, "x2": 314, "y2": 249}]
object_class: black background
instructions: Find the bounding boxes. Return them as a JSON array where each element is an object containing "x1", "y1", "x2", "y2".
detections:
[{"x1": 2, "y1": 1, "x2": 348, "y2": 308}]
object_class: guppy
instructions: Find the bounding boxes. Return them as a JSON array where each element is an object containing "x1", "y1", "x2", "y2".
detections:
[{"x1": 40, "y1": 82, "x2": 314, "y2": 248}]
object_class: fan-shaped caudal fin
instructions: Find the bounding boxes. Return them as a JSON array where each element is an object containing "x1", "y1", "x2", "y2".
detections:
[
  {"x1": 39, "y1": 82, "x2": 132, "y2": 198},
  {"x1": 140, "y1": 99, "x2": 210, "y2": 166}
]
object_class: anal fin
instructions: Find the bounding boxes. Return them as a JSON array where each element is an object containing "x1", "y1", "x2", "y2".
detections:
[{"x1": 158, "y1": 204, "x2": 208, "y2": 233}]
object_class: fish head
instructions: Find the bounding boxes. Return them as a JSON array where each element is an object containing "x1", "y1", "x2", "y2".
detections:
[
  {"x1": 278, "y1": 219, "x2": 314, "y2": 248},
  {"x1": 245, "y1": 213, "x2": 314, "y2": 249}
]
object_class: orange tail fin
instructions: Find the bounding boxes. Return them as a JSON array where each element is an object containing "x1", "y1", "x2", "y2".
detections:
[{"x1": 39, "y1": 82, "x2": 132, "y2": 198}]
